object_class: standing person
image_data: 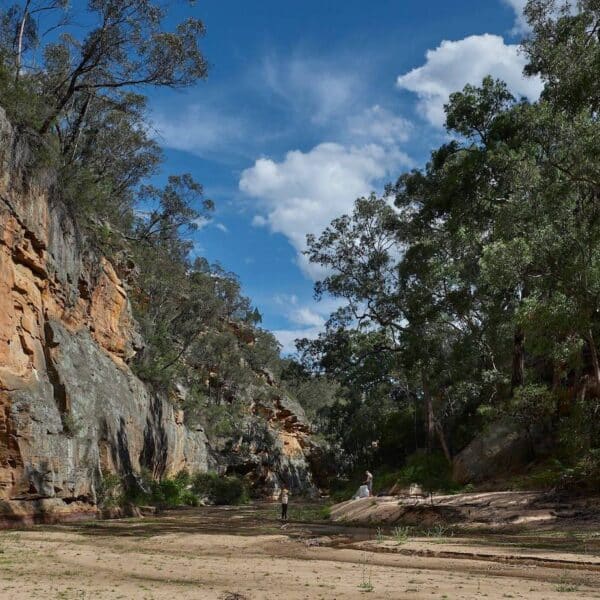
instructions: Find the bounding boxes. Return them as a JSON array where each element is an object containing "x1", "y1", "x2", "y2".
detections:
[
  {"x1": 280, "y1": 486, "x2": 289, "y2": 521},
  {"x1": 365, "y1": 470, "x2": 373, "y2": 496}
]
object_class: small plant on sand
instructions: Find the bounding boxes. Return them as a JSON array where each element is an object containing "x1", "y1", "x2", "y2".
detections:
[
  {"x1": 392, "y1": 525, "x2": 410, "y2": 545},
  {"x1": 358, "y1": 551, "x2": 374, "y2": 592},
  {"x1": 425, "y1": 524, "x2": 452, "y2": 538},
  {"x1": 555, "y1": 574, "x2": 579, "y2": 593},
  {"x1": 375, "y1": 527, "x2": 385, "y2": 544}
]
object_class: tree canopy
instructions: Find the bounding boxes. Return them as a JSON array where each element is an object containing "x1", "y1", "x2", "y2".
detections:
[{"x1": 298, "y1": 0, "x2": 600, "y2": 489}]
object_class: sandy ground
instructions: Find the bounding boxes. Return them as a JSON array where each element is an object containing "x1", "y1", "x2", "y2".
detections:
[{"x1": 0, "y1": 504, "x2": 599, "y2": 599}]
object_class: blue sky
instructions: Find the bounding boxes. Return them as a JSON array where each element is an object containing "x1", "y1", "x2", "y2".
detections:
[{"x1": 149, "y1": 0, "x2": 540, "y2": 353}]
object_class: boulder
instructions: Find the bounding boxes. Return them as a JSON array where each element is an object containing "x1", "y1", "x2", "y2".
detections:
[{"x1": 452, "y1": 419, "x2": 535, "y2": 484}]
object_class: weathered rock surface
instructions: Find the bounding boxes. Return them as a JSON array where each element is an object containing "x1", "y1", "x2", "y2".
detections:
[
  {"x1": 452, "y1": 419, "x2": 537, "y2": 485},
  {"x1": 330, "y1": 491, "x2": 600, "y2": 530},
  {"x1": 0, "y1": 107, "x2": 315, "y2": 524}
]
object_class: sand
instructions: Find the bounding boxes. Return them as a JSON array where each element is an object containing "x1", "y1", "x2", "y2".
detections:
[{"x1": 0, "y1": 504, "x2": 599, "y2": 599}]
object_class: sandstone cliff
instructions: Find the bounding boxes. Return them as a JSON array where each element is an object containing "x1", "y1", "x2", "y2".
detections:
[{"x1": 0, "y1": 108, "x2": 315, "y2": 525}]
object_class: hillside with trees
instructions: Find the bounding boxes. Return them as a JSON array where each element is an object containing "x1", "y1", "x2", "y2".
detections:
[
  {"x1": 297, "y1": 0, "x2": 600, "y2": 493},
  {"x1": 0, "y1": 0, "x2": 301, "y2": 431}
]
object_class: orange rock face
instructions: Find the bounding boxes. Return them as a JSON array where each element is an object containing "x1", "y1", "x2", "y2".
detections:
[
  {"x1": 0, "y1": 114, "x2": 142, "y2": 509},
  {"x1": 0, "y1": 205, "x2": 137, "y2": 388},
  {"x1": 89, "y1": 258, "x2": 138, "y2": 362}
]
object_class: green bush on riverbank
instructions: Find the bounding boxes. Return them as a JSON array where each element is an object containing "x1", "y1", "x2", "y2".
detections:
[
  {"x1": 98, "y1": 470, "x2": 248, "y2": 509},
  {"x1": 192, "y1": 472, "x2": 249, "y2": 505}
]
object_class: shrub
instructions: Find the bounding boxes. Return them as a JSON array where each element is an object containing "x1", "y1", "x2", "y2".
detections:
[
  {"x1": 61, "y1": 412, "x2": 83, "y2": 437},
  {"x1": 192, "y1": 472, "x2": 248, "y2": 505},
  {"x1": 97, "y1": 473, "x2": 123, "y2": 508},
  {"x1": 192, "y1": 471, "x2": 218, "y2": 498},
  {"x1": 396, "y1": 451, "x2": 458, "y2": 493},
  {"x1": 329, "y1": 477, "x2": 362, "y2": 503},
  {"x1": 558, "y1": 450, "x2": 600, "y2": 491},
  {"x1": 120, "y1": 469, "x2": 197, "y2": 508},
  {"x1": 213, "y1": 475, "x2": 248, "y2": 505},
  {"x1": 372, "y1": 467, "x2": 404, "y2": 494}
]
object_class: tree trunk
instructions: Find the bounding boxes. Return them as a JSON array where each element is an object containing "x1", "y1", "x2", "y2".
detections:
[
  {"x1": 39, "y1": 94, "x2": 72, "y2": 136},
  {"x1": 511, "y1": 327, "x2": 525, "y2": 394},
  {"x1": 551, "y1": 362, "x2": 561, "y2": 424},
  {"x1": 435, "y1": 421, "x2": 452, "y2": 464},
  {"x1": 65, "y1": 93, "x2": 92, "y2": 161},
  {"x1": 15, "y1": 0, "x2": 32, "y2": 83},
  {"x1": 587, "y1": 329, "x2": 600, "y2": 387},
  {"x1": 423, "y1": 376, "x2": 434, "y2": 452}
]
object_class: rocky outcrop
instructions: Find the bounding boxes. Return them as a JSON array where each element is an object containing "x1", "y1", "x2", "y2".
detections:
[
  {"x1": 207, "y1": 385, "x2": 317, "y2": 498},
  {"x1": 452, "y1": 419, "x2": 537, "y2": 485},
  {"x1": 0, "y1": 108, "x2": 315, "y2": 524}
]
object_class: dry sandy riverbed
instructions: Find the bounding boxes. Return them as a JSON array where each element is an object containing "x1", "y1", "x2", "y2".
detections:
[{"x1": 0, "y1": 503, "x2": 599, "y2": 599}]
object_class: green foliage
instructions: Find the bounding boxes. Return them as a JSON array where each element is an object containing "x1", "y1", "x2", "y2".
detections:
[
  {"x1": 295, "y1": 0, "x2": 600, "y2": 489},
  {"x1": 199, "y1": 403, "x2": 242, "y2": 438},
  {"x1": 392, "y1": 526, "x2": 410, "y2": 545},
  {"x1": 396, "y1": 452, "x2": 457, "y2": 493},
  {"x1": 280, "y1": 359, "x2": 340, "y2": 422},
  {"x1": 505, "y1": 385, "x2": 556, "y2": 429},
  {"x1": 61, "y1": 412, "x2": 82, "y2": 438},
  {"x1": 97, "y1": 470, "x2": 249, "y2": 509},
  {"x1": 506, "y1": 460, "x2": 565, "y2": 491},
  {"x1": 122, "y1": 469, "x2": 197, "y2": 508},
  {"x1": 371, "y1": 467, "x2": 404, "y2": 495},
  {"x1": 319, "y1": 504, "x2": 331, "y2": 520},
  {"x1": 145, "y1": 470, "x2": 199, "y2": 508},
  {"x1": 96, "y1": 473, "x2": 123, "y2": 508},
  {"x1": 558, "y1": 450, "x2": 600, "y2": 491},
  {"x1": 191, "y1": 472, "x2": 249, "y2": 505}
]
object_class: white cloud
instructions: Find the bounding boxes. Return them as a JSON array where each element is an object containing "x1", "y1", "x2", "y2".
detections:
[
  {"x1": 502, "y1": 0, "x2": 529, "y2": 34},
  {"x1": 152, "y1": 103, "x2": 247, "y2": 156},
  {"x1": 347, "y1": 105, "x2": 412, "y2": 145},
  {"x1": 252, "y1": 215, "x2": 268, "y2": 227},
  {"x1": 274, "y1": 293, "x2": 298, "y2": 306},
  {"x1": 240, "y1": 142, "x2": 411, "y2": 279},
  {"x1": 269, "y1": 293, "x2": 345, "y2": 353},
  {"x1": 272, "y1": 301, "x2": 329, "y2": 354},
  {"x1": 215, "y1": 223, "x2": 229, "y2": 233},
  {"x1": 193, "y1": 216, "x2": 212, "y2": 229},
  {"x1": 261, "y1": 55, "x2": 360, "y2": 124},
  {"x1": 289, "y1": 307, "x2": 326, "y2": 328},
  {"x1": 396, "y1": 34, "x2": 543, "y2": 127},
  {"x1": 272, "y1": 327, "x2": 321, "y2": 355}
]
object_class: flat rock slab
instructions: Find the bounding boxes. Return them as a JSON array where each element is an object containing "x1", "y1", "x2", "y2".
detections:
[{"x1": 330, "y1": 491, "x2": 600, "y2": 530}]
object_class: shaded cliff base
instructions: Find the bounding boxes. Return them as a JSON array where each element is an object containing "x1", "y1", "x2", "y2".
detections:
[{"x1": 0, "y1": 498, "x2": 98, "y2": 528}]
